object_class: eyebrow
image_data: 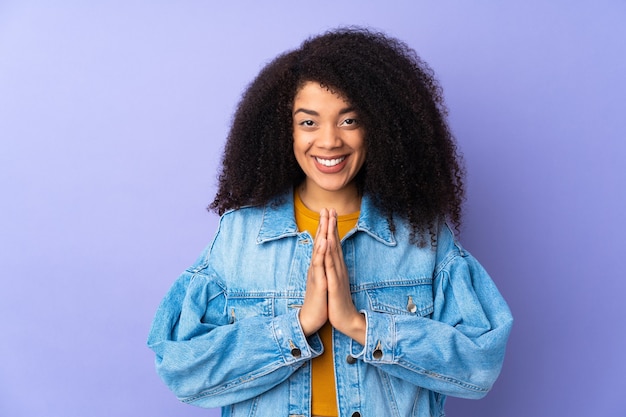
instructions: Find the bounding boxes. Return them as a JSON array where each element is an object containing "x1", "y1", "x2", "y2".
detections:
[{"x1": 293, "y1": 106, "x2": 356, "y2": 116}]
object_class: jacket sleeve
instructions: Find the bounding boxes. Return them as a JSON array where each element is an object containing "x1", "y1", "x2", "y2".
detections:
[
  {"x1": 356, "y1": 228, "x2": 513, "y2": 399},
  {"x1": 146, "y1": 234, "x2": 322, "y2": 408}
]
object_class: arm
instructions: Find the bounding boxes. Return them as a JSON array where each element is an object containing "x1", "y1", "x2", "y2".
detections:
[
  {"x1": 147, "y1": 234, "x2": 323, "y2": 408},
  {"x1": 357, "y1": 246, "x2": 513, "y2": 399},
  {"x1": 303, "y1": 206, "x2": 511, "y2": 398}
]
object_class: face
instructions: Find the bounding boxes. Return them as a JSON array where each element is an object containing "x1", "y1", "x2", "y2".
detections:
[{"x1": 292, "y1": 81, "x2": 366, "y2": 198}]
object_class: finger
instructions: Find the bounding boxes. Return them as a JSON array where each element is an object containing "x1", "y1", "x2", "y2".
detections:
[
  {"x1": 325, "y1": 243, "x2": 348, "y2": 294},
  {"x1": 325, "y1": 210, "x2": 345, "y2": 265},
  {"x1": 325, "y1": 247, "x2": 346, "y2": 293},
  {"x1": 327, "y1": 208, "x2": 337, "y2": 243},
  {"x1": 312, "y1": 208, "x2": 329, "y2": 265},
  {"x1": 312, "y1": 235, "x2": 327, "y2": 270},
  {"x1": 317, "y1": 207, "x2": 329, "y2": 239},
  {"x1": 301, "y1": 237, "x2": 329, "y2": 336},
  {"x1": 324, "y1": 209, "x2": 335, "y2": 253},
  {"x1": 329, "y1": 208, "x2": 338, "y2": 233}
]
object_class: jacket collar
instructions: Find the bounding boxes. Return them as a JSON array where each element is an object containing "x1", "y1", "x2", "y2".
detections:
[{"x1": 257, "y1": 188, "x2": 396, "y2": 246}]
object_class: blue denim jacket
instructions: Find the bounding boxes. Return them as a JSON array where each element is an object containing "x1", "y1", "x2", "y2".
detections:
[{"x1": 148, "y1": 190, "x2": 513, "y2": 417}]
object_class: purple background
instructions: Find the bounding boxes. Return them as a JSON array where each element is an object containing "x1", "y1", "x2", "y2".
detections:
[{"x1": 1, "y1": 1, "x2": 625, "y2": 416}]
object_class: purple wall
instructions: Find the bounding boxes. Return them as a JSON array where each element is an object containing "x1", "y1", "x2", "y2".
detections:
[{"x1": 1, "y1": 2, "x2": 624, "y2": 416}]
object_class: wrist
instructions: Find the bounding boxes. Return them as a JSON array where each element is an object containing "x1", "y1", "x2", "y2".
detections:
[
  {"x1": 336, "y1": 312, "x2": 366, "y2": 345},
  {"x1": 298, "y1": 308, "x2": 325, "y2": 337}
]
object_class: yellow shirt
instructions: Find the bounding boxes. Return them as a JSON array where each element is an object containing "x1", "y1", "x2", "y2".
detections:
[{"x1": 294, "y1": 191, "x2": 359, "y2": 417}]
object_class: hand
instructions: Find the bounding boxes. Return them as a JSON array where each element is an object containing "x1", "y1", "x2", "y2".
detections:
[
  {"x1": 299, "y1": 208, "x2": 366, "y2": 344},
  {"x1": 325, "y1": 209, "x2": 366, "y2": 345},
  {"x1": 299, "y1": 209, "x2": 330, "y2": 336}
]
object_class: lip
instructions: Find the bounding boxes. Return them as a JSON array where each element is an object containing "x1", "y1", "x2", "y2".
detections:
[{"x1": 312, "y1": 155, "x2": 349, "y2": 173}]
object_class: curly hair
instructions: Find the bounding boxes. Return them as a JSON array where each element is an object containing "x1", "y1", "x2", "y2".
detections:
[{"x1": 209, "y1": 27, "x2": 465, "y2": 244}]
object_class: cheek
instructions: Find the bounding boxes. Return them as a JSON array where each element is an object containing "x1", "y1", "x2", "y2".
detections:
[
  {"x1": 352, "y1": 135, "x2": 367, "y2": 160},
  {"x1": 292, "y1": 138, "x2": 307, "y2": 167},
  {"x1": 293, "y1": 134, "x2": 312, "y2": 152}
]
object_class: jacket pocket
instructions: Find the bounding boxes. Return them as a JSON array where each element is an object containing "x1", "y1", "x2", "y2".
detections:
[
  {"x1": 365, "y1": 280, "x2": 433, "y2": 317},
  {"x1": 225, "y1": 295, "x2": 275, "y2": 323}
]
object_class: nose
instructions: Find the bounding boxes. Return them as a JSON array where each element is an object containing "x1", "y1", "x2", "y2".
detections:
[{"x1": 317, "y1": 124, "x2": 342, "y2": 149}]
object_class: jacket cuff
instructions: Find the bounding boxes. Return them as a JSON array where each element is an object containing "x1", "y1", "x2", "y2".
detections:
[
  {"x1": 354, "y1": 310, "x2": 395, "y2": 364},
  {"x1": 271, "y1": 308, "x2": 323, "y2": 365}
]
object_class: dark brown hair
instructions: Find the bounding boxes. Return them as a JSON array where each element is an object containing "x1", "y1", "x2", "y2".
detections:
[{"x1": 210, "y1": 27, "x2": 465, "y2": 244}]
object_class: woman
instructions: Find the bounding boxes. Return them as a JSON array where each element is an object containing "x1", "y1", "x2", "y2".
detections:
[{"x1": 148, "y1": 28, "x2": 513, "y2": 417}]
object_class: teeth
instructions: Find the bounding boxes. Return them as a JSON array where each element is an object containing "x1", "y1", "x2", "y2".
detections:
[{"x1": 316, "y1": 156, "x2": 345, "y2": 167}]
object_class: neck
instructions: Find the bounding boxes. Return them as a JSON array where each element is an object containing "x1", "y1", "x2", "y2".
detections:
[{"x1": 297, "y1": 181, "x2": 361, "y2": 215}]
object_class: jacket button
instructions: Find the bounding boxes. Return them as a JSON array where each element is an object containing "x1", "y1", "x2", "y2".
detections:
[
  {"x1": 351, "y1": 412, "x2": 361, "y2": 417},
  {"x1": 373, "y1": 348, "x2": 383, "y2": 359},
  {"x1": 290, "y1": 348, "x2": 301, "y2": 358},
  {"x1": 346, "y1": 354, "x2": 357, "y2": 364}
]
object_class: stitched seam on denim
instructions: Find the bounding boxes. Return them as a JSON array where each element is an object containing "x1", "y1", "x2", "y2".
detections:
[
  {"x1": 377, "y1": 367, "x2": 402, "y2": 417},
  {"x1": 434, "y1": 244, "x2": 464, "y2": 276},
  {"x1": 352, "y1": 278, "x2": 433, "y2": 292},
  {"x1": 226, "y1": 291, "x2": 305, "y2": 298},
  {"x1": 180, "y1": 361, "x2": 290, "y2": 403},
  {"x1": 369, "y1": 303, "x2": 434, "y2": 316},
  {"x1": 395, "y1": 360, "x2": 489, "y2": 393},
  {"x1": 362, "y1": 281, "x2": 434, "y2": 315},
  {"x1": 189, "y1": 273, "x2": 226, "y2": 298}
]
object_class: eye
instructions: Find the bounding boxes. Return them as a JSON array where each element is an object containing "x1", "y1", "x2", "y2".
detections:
[
  {"x1": 340, "y1": 118, "x2": 359, "y2": 127},
  {"x1": 298, "y1": 120, "x2": 315, "y2": 127}
]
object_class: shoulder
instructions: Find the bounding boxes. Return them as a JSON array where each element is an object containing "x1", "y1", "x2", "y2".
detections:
[
  {"x1": 220, "y1": 191, "x2": 291, "y2": 224},
  {"x1": 219, "y1": 204, "x2": 266, "y2": 228},
  {"x1": 215, "y1": 190, "x2": 296, "y2": 245}
]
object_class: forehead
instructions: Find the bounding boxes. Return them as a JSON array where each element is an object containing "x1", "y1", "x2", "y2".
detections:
[{"x1": 293, "y1": 81, "x2": 351, "y2": 105}]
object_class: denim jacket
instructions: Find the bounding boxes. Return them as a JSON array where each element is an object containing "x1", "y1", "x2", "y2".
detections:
[{"x1": 148, "y1": 190, "x2": 513, "y2": 417}]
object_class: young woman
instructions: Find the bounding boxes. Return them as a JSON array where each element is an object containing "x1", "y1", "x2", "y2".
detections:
[{"x1": 148, "y1": 28, "x2": 513, "y2": 417}]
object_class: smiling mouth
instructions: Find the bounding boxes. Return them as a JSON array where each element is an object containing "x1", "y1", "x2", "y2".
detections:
[{"x1": 315, "y1": 156, "x2": 346, "y2": 167}]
